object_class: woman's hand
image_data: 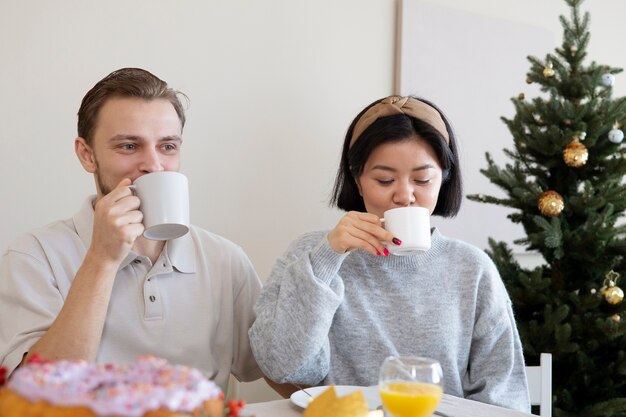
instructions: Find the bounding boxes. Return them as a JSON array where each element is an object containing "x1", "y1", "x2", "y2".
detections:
[{"x1": 327, "y1": 211, "x2": 396, "y2": 256}]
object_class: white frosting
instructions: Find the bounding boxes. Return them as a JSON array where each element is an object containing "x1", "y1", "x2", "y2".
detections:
[{"x1": 7, "y1": 356, "x2": 221, "y2": 417}]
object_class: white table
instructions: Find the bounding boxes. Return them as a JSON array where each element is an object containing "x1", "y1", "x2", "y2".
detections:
[{"x1": 242, "y1": 393, "x2": 535, "y2": 417}]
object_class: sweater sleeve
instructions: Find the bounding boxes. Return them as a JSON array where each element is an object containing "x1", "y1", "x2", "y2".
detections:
[
  {"x1": 249, "y1": 232, "x2": 349, "y2": 384},
  {"x1": 463, "y1": 257, "x2": 531, "y2": 412}
]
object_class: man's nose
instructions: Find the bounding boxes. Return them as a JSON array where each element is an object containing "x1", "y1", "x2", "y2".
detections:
[{"x1": 139, "y1": 149, "x2": 164, "y2": 173}]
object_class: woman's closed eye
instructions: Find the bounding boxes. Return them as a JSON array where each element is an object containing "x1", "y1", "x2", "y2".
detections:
[
  {"x1": 414, "y1": 178, "x2": 432, "y2": 184},
  {"x1": 375, "y1": 178, "x2": 432, "y2": 185}
]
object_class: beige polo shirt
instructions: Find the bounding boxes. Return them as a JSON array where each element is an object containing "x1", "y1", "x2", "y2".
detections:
[{"x1": 0, "y1": 197, "x2": 263, "y2": 390}]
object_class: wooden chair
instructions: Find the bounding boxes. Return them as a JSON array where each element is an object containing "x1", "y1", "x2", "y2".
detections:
[{"x1": 525, "y1": 353, "x2": 552, "y2": 417}]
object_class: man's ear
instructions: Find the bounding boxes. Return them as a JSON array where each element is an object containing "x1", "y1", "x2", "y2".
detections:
[{"x1": 75, "y1": 137, "x2": 97, "y2": 173}]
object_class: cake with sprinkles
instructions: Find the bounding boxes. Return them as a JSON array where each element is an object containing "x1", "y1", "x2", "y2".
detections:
[{"x1": 0, "y1": 355, "x2": 223, "y2": 417}]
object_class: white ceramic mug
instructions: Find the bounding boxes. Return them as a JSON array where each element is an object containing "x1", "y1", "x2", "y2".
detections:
[
  {"x1": 382, "y1": 206, "x2": 431, "y2": 255},
  {"x1": 131, "y1": 171, "x2": 190, "y2": 241}
]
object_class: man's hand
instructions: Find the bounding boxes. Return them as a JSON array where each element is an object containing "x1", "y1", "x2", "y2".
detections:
[{"x1": 90, "y1": 178, "x2": 144, "y2": 264}]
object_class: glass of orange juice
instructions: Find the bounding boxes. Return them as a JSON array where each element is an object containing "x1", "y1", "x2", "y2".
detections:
[{"x1": 378, "y1": 356, "x2": 443, "y2": 417}]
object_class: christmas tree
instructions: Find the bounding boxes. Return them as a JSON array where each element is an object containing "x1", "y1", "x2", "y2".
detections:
[{"x1": 467, "y1": 0, "x2": 626, "y2": 416}]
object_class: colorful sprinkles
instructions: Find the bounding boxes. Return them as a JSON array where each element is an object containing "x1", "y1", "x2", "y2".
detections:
[{"x1": 6, "y1": 355, "x2": 222, "y2": 417}]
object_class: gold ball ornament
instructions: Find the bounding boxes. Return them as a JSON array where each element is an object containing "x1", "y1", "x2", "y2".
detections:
[
  {"x1": 543, "y1": 62, "x2": 555, "y2": 78},
  {"x1": 518, "y1": 92, "x2": 525, "y2": 100},
  {"x1": 563, "y1": 139, "x2": 588, "y2": 167},
  {"x1": 570, "y1": 45, "x2": 578, "y2": 56},
  {"x1": 538, "y1": 190, "x2": 564, "y2": 217},
  {"x1": 611, "y1": 314, "x2": 621, "y2": 322},
  {"x1": 526, "y1": 77, "x2": 533, "y2": 84},
  {"x1": 604, "y1": 286, "x2": 624, "y2": 305}
]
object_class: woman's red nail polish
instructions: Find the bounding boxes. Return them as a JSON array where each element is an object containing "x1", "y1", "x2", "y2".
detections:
[
  {"x1": 392, "y1": 237, "x2": 402, "y2": 246},
  {"x1": 383, "y1": 248, "x2": 390, "y2": 256},
  {"x1": 376, "y1": 251, "x2": 381, "y2": 256}
]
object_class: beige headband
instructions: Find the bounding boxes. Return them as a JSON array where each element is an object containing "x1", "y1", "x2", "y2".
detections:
[{"x1": 349, "y1": 96, "x2": 450, "y2": 148}]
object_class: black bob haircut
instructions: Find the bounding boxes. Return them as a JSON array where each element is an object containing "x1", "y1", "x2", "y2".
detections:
[{"x1": 330, "y1": 96, "x2": 462, "y2": 217}]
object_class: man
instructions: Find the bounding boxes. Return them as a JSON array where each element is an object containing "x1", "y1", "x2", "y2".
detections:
[{"x1": 0, "y1": 68, "x2": 262, "y2": 390}]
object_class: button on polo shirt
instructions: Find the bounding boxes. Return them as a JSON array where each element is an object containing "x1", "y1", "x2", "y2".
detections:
[
  {"x1": 111, "y1": 228, "x2": 196, "y2": 326},
  {"x1": 128, "y1": 253, "x2": 175, "y2": 320}
]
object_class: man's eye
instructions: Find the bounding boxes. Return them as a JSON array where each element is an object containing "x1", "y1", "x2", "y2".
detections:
[
  {"x1": 162, "y1": 143, "x2": 178, "y2": 151},
  {"x1": 121, "y1": 144, "x2": 136, "y2": 150}
]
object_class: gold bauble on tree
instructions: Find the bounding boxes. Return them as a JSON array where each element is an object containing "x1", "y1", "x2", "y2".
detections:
[
  {"x1": 563, "y1": 139, "x2": 588, "y2": 167},
  {"x1": 538, "y1": 190, "x2": 564, "y2": 217},
  {"x1": 603, "y1": 271, "x2": 624, "y2": 305},
  {"x1": 605, "y1": 286, "x2": 624, "y2": 305},
  {"x1": 543, "y1": 61, "x2": 555, "y2": 78}
]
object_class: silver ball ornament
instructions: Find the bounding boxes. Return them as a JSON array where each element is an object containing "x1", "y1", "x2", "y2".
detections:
[
  {"x1": 601, "y1": 73, "x2": 616, "y2": 87},
  {"x1": 609, "y1": 128, "x2": 624, "y2": 144}
]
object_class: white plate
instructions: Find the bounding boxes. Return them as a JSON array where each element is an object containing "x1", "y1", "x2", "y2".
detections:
[{"x1": 290, "y1": 385, "x2": 381, "y2": 410}]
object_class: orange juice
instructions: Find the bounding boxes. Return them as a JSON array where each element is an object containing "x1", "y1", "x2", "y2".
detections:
[{"x1": 379, "y1": 381, "x2": 443, "y2": 417}]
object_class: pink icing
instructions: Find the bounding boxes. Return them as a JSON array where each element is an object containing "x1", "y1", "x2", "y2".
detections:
[{"x1": 7, "y1": 356, "x2": 222, "y2": 417}]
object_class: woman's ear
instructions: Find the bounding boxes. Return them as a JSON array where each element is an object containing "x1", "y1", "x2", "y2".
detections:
[
  {"x1": 350, "y1": 166, "x2": 363, "y2": 196},
  {"x1": 75, "y1": 137, "x2": 97, "y2": 173},
  {"x1": 354, "y1": 178, "x2": 363, "y2": 196}
]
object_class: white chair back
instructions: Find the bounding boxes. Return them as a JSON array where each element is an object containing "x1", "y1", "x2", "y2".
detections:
[{"x1": 525, "y1": 352, "x2": 552, "y2": 417}]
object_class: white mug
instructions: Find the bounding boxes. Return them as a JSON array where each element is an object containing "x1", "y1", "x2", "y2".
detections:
[
  {"x1": 131, "y1": 171, "x2": 190, "y2": 241},
  {"x1": 382, "y1": 206, "x2": 431, "y2": 255}
]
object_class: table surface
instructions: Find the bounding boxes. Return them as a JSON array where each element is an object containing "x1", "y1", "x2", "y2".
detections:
[{"x1": 242, "y1": 392, "x2": 535, "y2": 417}]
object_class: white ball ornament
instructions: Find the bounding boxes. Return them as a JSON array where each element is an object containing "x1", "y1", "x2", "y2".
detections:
[
  {"x1": 609, "y1": 128, "x2": 624, "y2": 144},
  {"x1": 602, "y1": 73, "x2": 616, "y2": 87}
]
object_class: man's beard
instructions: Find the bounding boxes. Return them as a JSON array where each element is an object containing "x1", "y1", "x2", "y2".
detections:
[{"x1": 93, "y1": 157, "x2": 114, "y2": 196}]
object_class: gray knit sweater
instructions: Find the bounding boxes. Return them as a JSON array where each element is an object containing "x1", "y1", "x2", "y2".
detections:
[{"x1": 249, "y1": 228, "x2": 530, "y2": 412}]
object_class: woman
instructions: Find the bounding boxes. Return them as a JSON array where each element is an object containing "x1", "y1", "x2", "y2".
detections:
[{"x1": 249, "y1": 96, "x2": 530, "y2": 411}]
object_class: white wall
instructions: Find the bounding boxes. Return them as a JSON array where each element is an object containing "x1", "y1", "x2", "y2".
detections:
[{"x1": 1, "y1": 0, "x2": 625, "y2": 402}]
